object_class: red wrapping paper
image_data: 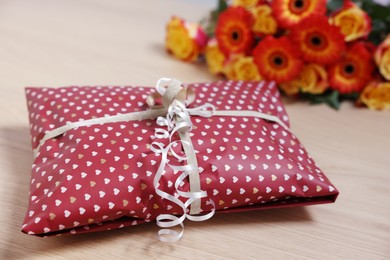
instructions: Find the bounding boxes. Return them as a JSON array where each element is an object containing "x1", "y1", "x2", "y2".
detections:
[{"x1": 22, "y1": 80, "x2": 338, "y2": 236}]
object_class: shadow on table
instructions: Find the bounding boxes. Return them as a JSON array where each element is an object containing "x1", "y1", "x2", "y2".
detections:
[{"x1": 0, "y1": 127, "x2": 313, "y2": 259}]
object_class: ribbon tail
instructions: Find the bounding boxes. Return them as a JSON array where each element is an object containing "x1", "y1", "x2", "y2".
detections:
[{"x1": 178, "y1": 130, "x2": 202, "y2": 215}]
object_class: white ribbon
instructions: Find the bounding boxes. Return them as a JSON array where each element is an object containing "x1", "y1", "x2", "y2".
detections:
[
  {"x1": 32, "y1": 78, "x2": 290, "y2": 242},
  {"x1": 149, "y1": 79, "x2": 216, "y2": 242}
]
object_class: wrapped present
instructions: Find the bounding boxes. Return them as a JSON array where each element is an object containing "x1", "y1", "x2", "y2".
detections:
[{"x1": 22, "y1": 78, "x2": 338, "y2": 241}]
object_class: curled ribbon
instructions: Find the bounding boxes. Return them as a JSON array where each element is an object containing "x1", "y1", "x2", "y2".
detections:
[
  {"x1": 147, "y1": 78, "x2": 216, "y2": 242},
  {"x1": 33, "y1": 78, "x2": 289, "y2": 242}
]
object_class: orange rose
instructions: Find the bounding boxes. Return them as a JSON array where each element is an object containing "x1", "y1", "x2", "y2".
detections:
[
  {"x1": 224, "y1": 55, "x2": 262, "y2": 81},
  {"x1": 165, "y1": 17, "x2": 207, "y2": 62},
  {"x1": 374, "y1": 34, "x2": 390, "y2": 81},
  {"x1": 329, "y1": 0, "x2": 371, "y2": 42},
  {"x1": 205, "y1": 39, "x2": 226, "y2": 75},
  {"x1": 360, "y1": 81, "x2": 390, "y2": 110},
  {"x1": 251, "y1": 4, "x2": 278, "y2": 35}
]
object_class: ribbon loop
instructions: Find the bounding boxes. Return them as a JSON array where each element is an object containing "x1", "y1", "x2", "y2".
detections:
[
  {"x1": 147, "y1": 78, "x2": 196, "y2": 109},
  {"x1": 186, "y1": 103, "x2": 215, "y2": 118}
]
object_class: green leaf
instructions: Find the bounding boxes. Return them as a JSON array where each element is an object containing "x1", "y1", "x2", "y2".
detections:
[
  {"x1": 361, "y1": 0, "x2": 390, "y2": 18},
  {"x1": 201, "y1": 0, "x2": 228, "y2": 38},
  {"x1": 340, "y1": 92, "x2": 359, "y2": 101},
  {"x1": 359, "y1": 0, "x2": 390, "y2": 43},
  {"x1": 216, "y1": 0, "x2": 228, "y2": 13},
  {"x1": 300, "y1": 90, "x2": 341, "y2": 110},
  {"x1": 327, "y1": 0, "x2": 343, "y2": 13}
]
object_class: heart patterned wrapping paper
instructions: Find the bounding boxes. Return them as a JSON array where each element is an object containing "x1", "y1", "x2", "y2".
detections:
[{"x1": 22, "y1": 79, "x2": 339, "y2": 239}]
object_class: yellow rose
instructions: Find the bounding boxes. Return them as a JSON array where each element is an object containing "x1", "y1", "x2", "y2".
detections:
[
  {"x1": 205, "y1": 39, "x2": 226, "y2": 75},
  {"x1": 165, "y1": 17, "x2": 207, "y2": 62},
  {"x1": 224, "y1": 56, "x2": 262, "y2": 81},
  {"x1": 279, "y1": 80, "x2": 300, "y2": 96},
  {"x1": 232, "y1": 0, "x2": 260, "y2": 9},
  {"x1": 329, "y1": 2, "x2": 371, "y2": 42},
  {"x1": 300, "y1": 64, "x2": 329, "y2": 94},
  {"x1": 251, "y1": 5, "x2": 278, "y2": 35},
  {"x1": 360, "y1": 81, "x2": 390, "y2": 110},
  {"x1": 280, "y1": 64, "x2": 328, "y2": 95},
  {"x1": 374, "y1": 34, "x2": 390, "y2": 81}
]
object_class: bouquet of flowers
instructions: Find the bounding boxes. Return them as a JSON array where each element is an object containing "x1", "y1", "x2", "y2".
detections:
[{"x1": 165, "y1": 0, "x2": 390, "y2": 110}]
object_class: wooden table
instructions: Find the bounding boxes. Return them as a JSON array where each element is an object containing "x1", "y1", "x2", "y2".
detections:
[{"x1": 1, "y1": 0, "x2": 389, "y2": 259}]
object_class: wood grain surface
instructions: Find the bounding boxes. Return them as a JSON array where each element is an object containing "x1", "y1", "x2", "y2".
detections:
[{"x1": 0, "y1": 0, "x2": 389, "y2": 259}]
